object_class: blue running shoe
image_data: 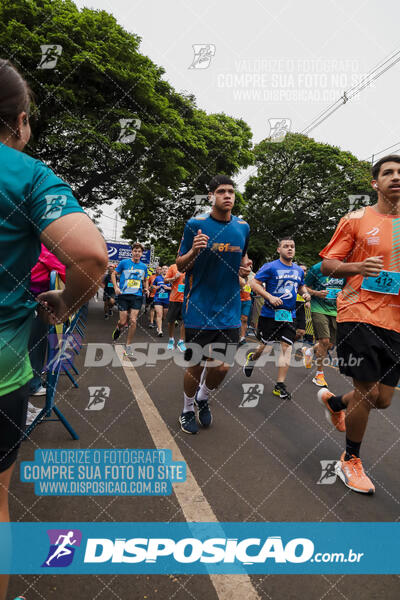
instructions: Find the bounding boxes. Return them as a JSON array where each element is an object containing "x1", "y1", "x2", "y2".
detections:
[
  {"x1": 167, "y1": 338, "x2": 175, "y2": 350},
  {"x1": 195, "y1": 394, "x2": 212, "y2": 428},
  {"x1": 179, "y1": 411, "x2": 198, "y2": 434},
  {"x1": 177, "y1": 339, "x2": 186, "y2": 352}
]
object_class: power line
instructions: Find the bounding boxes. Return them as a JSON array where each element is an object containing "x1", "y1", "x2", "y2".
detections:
[
  {"x1": 301, "y1": 47, "x2": 400, "y2": 135},
  {"x1": 363, "y1": 140, "x2": 400, "y2": 163}
]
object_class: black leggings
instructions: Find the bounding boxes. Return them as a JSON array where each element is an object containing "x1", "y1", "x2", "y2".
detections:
[{"x1": 0, "y1": 383, "x2": 29, "y2": 473}]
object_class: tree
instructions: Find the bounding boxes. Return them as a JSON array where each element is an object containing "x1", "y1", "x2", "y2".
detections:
[
  {"x1": 0, "y1": 0, "x2": 253, "y2": 248},
  {"x1": 242, "y1": 133, "x2": 372, "y2": 268},
  {"x1": 121, "y1": 111, "x2": 253, "y2": 249}
]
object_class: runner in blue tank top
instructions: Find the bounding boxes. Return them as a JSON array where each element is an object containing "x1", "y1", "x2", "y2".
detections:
[{"x1": 176, "y1": 175, "x2": 251, "y2": 434}]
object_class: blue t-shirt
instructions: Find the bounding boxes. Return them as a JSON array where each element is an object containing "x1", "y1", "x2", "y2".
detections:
[
  {"x1": 256, "y1": 259, "x2": 305, "y2": 319},
  {"x1": 116, "y1": 260, "x2": 148, "y2": 295},
  {"x1": 153, "y1": 275, "x2": 171, "y2": 303},
  {"x1": 178, "y1": 213, "x2": 250, "y2": 329},
  {"x1": 0, "y1": 142, "x2": 84, "y2": 396}
]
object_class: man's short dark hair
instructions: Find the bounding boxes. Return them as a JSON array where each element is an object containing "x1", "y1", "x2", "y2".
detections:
[
  {"x1": 132, "y1": 242, "x2": 144, "y2": 251},
  {"x1": 372, "y1": 155, "x2": 400, "y2": 179},
  {"x1": 278, "y1": 237, "x2": 295, "y2": 246},
  {"x1": 208, "y1": 174, "x2": 235, "y2": 193}
]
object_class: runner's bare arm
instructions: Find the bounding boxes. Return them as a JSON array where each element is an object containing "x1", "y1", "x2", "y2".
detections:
[
  {"x1": 298, "y1": 285, "x2": 311, "y2": 302},
  {"x1": 250, "y1": 278, "x2": 282, "y2": 306},
  {"x1": 111, "y1": 270, "x2": 120, "y2": 294},
  {"x1": 305, "y1": 286, "x2": 327, "y2": 298},
  {"x1": 239, "y1": 253, "x2": 251, "y2": 277},
  {"x1": 322, "y1": 257, "x2": 383, "y2": 278},
  {"x1": 176, "y1": 229, "x2": 209, "y2": 272}
]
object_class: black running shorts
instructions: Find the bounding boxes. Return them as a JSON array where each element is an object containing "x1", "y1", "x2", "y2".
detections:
[
  {"x1": 0, "y1": 383, "x2": 29, "y2": 473},
  {"x1": 116, "y1": 294, "x2": 143, "y2": 312},
  {"x1": 295, "y1": 301, "x2": 306, "y2": 331},
  {"x1": 257, "y1": 316, "x2": 296, "y2": 345},
  {"x1": 167, "y1": 301, "x2": 183, "y2": 323},
  {"x1": 337, "y1": 321, "x2": 400, "y2": 387},
  {"x1": 184, "y1": 327, "x2": 240, "y2": 363}
]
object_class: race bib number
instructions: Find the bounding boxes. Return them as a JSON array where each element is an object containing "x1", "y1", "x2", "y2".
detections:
[
  {"x1": 326, "y1": 287, "x2": 341, "y2": 299},
  {"x1": 361, "y1": 270, "x2": 400, "y2": 295},
  {"x1": 274, "y1": 309, "x2": 293, "y2": 322},
  {"x1": 159, "y1": 292, "x2": 168, "y2": 299},
  {"x1": 127, "y1": 279, "x2": 140, "y2": 289},
  {"x1": 107, "y1": 282, "x2": 114, "y2": 288},
  {"x1": 244, "y1": 284, "x2": 251, "y2": 293},
  {"x1": 178, "y1": 284, "x2": 185, "y2": 293}
]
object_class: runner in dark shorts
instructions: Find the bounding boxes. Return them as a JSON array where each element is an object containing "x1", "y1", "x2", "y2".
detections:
[
  {"x1": 176, "y1": 174, "x2": 251, "y2": 434},
  {"x1": 318, "y1": 154, "x2": 400, "y2": 495},
  {"x1": 243, "y1": 239, "x2": 310, "y2": 400}
]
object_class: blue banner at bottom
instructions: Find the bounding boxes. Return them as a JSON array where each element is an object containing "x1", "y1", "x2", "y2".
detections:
[{"x1": 0, "y1": 522, "x2": 398, "y2": 574}]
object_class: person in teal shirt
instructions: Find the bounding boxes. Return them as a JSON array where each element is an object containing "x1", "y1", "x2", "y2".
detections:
[
  {"x1": 304, "y1": 261, "x2": 344, "y2": 388},
  {"x1": 0, "y1": 59, "x2": 108, "y2": 600}
]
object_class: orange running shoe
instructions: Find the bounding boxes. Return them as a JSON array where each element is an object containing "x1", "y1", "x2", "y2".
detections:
[
  {"x1": 317, "y1": 388, "x2": 346, "y2": 432},
  {"x1": 302, "y1": 346, "x2": 313, "y2": 368},
  {"x1": 313, "y1": 372, "x2": 328, "y2": 387},
  {"x1": 335, "y1": 452, "x2": 375, "y2": 494}
]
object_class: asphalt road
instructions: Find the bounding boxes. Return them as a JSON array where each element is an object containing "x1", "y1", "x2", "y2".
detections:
[{"x1": 9, "y1": 300, "x2": 400, "y2": 599}]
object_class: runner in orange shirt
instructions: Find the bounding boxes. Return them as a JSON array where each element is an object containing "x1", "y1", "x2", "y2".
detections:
[
  {"x1": 239, "y1": 259, "x2": 254, "y2": 346},
  {"x1": 318, "y1": 154, "x2": 400, "y2": 495},
  {"x1": 164, "y1": 264, "x2": 186, "y2": 351}
]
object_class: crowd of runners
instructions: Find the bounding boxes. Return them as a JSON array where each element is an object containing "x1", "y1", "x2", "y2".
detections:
[
  {"x1": 1, "y1": 58, "x2": 400, "y2": 600},
  {"x1": 97, "y1": 162, "x2": 400, "y2": 501}
]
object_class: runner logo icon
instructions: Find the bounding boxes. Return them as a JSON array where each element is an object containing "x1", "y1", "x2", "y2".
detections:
[
  {"x1": 240, "y1": 383, "x2": 264, "y2": 408},
  {"x1": 42, "y1": 529, "x2": 82, "y2": 567},
  {"x1": 86, "y1": 386, "x2": 110, "y2": 411},
  {"x1": 317, "y1": 460, "x2": 337, "y2": 485},
  {"x1": 188, "y1": 44, "x2": 216, "y2": 69}
]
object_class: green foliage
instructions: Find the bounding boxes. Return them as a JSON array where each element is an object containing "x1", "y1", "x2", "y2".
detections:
[
  {"x1": 0, "y1": 0, "x2": 253, "y2": 255},
  {"x1": 242, "y1": 133, "x2": 372, "y2": 268}
]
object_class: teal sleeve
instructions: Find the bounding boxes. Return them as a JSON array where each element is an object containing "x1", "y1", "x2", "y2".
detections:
[{"x1": 29, "y1": 161, "x2": 84, "y2": 233}]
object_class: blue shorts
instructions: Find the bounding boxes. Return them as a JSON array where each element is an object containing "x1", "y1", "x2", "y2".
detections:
[
  {"x1": 116, "y1": 294, "x2": 143, "y2": 312},
  {"x1": 241, "y1": 300, "x2": 252, "y2": 318},
  {"x1": 154, "y1": 300, "x2": 169, "y2": 308}
]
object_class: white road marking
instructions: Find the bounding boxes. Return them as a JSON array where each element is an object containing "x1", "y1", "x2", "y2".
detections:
[{"x1": 118, "y1": 348, "x2": 261, "y2": 600}]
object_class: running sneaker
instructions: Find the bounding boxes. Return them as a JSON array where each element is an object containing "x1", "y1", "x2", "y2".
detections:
[
  {"x1": 112, "y1": 327, "x2": 121, "y2": 341},
  {"x1": 312, "y1": 373, "x2": 328, "y2": 387},
  {"x1": 148, "y1": 322, "x2": 155, "y2": 329},
  {"x1": 302, "y1": 346, "x2": 313, "y2": 368},
  {"x1": 179, "y1": 411, "x2": 198, "y2": 434},
  {"x1": 167, "y1": 338, "x2": 175, "y2": 350},
  {"x1": 335, "y1": 452, "x2": 375, "y2": 494},
  {"x1": 26, "y1": 403, "x2": 42, "y2": 426},
  {"x1": 157, "y1": 330, "x2": 163, "y2": 338},
  {"x1": 317, "y1": 388, "x2": 346, "y2": 432},
  {"x1": 104, "y1": 314, "x2": 109, "y2": 320},
  {"x1": 30, "y1": 385, "x2": 46, "y2": 396},
  {"x1": 243, "y1": 351, "x2": 255, "y2": 377},
  {"x1": 124, "y1": 345, "x2": 135, "y2": 358},
  {"x1": 272, "y1": 382, "x2": 291, "y2": 400},
  {"x1": 177, "y1": 340, "x2": 187, "y2": 352},
  {"x1": 195, "y1": 394, "x2": 212, "y2": 428},
  {"x1": 238, "y1": 337, "x2": 246, "y2": 347}
]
